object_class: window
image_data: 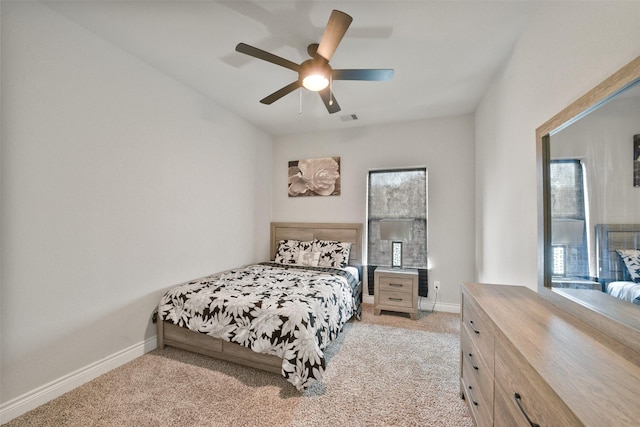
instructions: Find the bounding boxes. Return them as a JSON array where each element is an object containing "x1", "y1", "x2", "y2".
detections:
[
  {"x1": 550, "y1": 160, "x2": 588, "y2": 277},
  {"x1": 366, "y1": 168, "x2": 428, "y2": 295}
]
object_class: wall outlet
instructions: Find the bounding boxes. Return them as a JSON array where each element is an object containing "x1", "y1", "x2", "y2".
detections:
[{"x1": 434, "y1": 281, "x2": 440, "y2": 290}]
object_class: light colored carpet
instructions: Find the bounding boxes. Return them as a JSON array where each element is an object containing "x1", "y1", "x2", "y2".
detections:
[{"x1": 3, "y1": 304, "x2": 472, "y2": 427}]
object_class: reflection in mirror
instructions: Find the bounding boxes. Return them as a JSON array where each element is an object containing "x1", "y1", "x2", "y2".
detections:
[
  {"x1": 538, "y1": 68, "x2": 640, "y2": 342},
  {"x1": 538, "y1": 56, "x2": 640, "y2": 353},
  {"x1": 548, "y1": 80, "x2": 640, "y2": 306}
]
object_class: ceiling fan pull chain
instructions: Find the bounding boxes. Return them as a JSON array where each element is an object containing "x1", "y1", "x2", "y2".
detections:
[{"x1": 299, "y1": 88, "x2": 303, "y2": 115}]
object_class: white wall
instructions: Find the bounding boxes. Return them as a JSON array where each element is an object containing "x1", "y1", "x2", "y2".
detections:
[
  {"x1": 272, "y1": 115, "x2": 476, "y2": 310},
  {"x1": 475, "y1": 2, "x2": 640, "y2": 289},
  {"x1": 0, "y1": 1, "x2": 272, "y2": 409}
]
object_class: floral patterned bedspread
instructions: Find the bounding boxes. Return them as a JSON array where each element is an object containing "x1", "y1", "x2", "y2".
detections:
[{"x1": 158, "y1": 262, "x2": 358, "y2": 390}]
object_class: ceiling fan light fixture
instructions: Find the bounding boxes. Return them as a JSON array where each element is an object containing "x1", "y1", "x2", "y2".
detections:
[
  {"x1": 300, "y1": 58, "x2": 330, "y2": 91},
  {"x1": 302, "y1": 73, "x2": 329, "y2": 91}
]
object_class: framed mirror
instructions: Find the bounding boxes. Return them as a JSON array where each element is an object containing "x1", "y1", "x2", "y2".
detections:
[{"x1": 537, "y1": 55, "x2": 640, "y2": 353}]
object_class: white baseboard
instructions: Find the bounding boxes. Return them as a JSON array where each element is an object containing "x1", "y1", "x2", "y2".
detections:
[
  {"x1": 0, "y1": 337, "x2": 157, "y2": 424},
  {"x1": 418, "y1": 298, "x2": 460, "y2": 313}
]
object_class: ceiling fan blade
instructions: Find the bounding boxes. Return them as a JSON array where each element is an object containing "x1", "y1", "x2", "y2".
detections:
[
  {"x1": 236, "y1": 42, "x2": 300, "y2": 72},
  {"x1": 260, "y1": 81, "x2": 302, "y2": 105},
  {"x1": 316, "y1": 10, "x2": 353, "y2": 62},
  {"x1": 318, "y1": 88, "x2": 341, "y2": 114},
  {"x1": 332, "y1": 69, "x2": 394, "y2": 81}
]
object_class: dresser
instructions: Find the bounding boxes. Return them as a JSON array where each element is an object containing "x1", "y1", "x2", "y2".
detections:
[
  {"x1": 374, "y1": 267, "x2": 418, "y2": 319},
  {"x1": 461, "y1": 282, "x2": 640, "y2": 426}
]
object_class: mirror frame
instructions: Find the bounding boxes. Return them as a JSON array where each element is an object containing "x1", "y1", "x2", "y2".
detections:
[{"x1": 537, "y1": 55, "x2": 640, "y2": 354}]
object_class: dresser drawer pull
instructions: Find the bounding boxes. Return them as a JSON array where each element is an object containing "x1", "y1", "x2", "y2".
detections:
[
  {"x1": 389, "y1": 283, "x2": 403, "y2": 287},
  {"x1": 467, "y1": 385, "x2": 479, "y2": 406},
  {"x1": 389, "y1": 297, "x2": 403, "y2": 302},
  {"x1": 467, "y1": 352, "x2": 479, "y2": 370},
  {"x1": 469, "y1": 320, "x2": 480, "y2": 334},
  {"x1": 514, "y1": 393, "x2": 541, "y2": 427}
]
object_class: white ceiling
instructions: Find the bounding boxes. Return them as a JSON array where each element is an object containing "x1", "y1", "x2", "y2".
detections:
[{"x1": 44, "y1": 1, "x2": 537, "y2": 137}]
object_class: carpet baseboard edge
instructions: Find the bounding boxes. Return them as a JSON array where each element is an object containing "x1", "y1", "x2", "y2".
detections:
[{"x1": 0, "y1": 337, "x2": 157, "y2": 424}]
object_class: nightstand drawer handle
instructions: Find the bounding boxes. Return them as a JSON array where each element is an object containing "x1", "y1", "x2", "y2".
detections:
[
  {"x1": 389, "y1": 297, "x2": 403, "y2": 302},
  {"x1": 469, "y1": 320, "x2": 480, "y2": 335},
  {"x1": 514, "y1": 393, "x2": 540, "y2": 427},
  {"x1": 389, "y1": 283, "x2": 403, "y2": 287}
]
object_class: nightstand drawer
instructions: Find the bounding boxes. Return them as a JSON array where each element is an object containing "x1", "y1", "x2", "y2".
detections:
[
  {"x1": 378, "y1": 291, "x2": 414, "y2": 308},
  {"x1": 378, "y1": 276, "x2": 414, "y2": 293}
]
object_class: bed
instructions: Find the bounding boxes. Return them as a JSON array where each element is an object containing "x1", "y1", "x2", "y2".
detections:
[
  {"x1": 595, "y1": 224, "x2": 640, "y2": 304},
  {"x1": 156, "y1": 222, "x2": 363, "y2": 390}
]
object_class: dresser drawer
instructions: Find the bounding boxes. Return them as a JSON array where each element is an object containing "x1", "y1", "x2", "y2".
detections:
[
  {"x1": 461, "y1": 367, "x2": 493, "y2": 427},
  {"x1": 378, "y1": 275, "x2": 414, "y2": 293},
  {"x1": 461, "y1": 327, "x2": 493, "y2": 408},
  {"x1": 462, "y1": 291, "x2": 495, "y2": 372},
  {"x1": 494, "y1": 334, "x2": 582, "y2": 427},
  {"x1": 378, "y1": 291, "x2": 413, "y2": 308}
]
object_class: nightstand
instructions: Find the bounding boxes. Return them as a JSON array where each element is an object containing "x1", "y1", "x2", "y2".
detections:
[{"x1": 374, "y1": 267, "x2": 419, "y2": 319}]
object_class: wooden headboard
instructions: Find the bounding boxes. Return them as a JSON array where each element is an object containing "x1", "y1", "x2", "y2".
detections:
[
  {"x1": 595, "y1": 224, "x2": 640, "y2": 283},
  {"x1": 270, "y1": 222, "x2": 363, "y2": 266}
]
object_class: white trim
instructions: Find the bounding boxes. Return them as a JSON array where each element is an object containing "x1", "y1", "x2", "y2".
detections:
[
  {"x1": 419, "y1": 298, "x2": 460, "y2": 313},
  {"x1": 0, "y1": 337, "x2": 157, "y2": 424}
]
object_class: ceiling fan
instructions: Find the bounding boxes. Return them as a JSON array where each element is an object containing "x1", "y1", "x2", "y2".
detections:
[{"x1": 235, "y1": 9, "x2": 394, "y2": 114}]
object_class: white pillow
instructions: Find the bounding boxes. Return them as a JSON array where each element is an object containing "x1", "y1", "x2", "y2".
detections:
[{"x1": 297, "y1": 250, "x2": 321, "y2": 267}]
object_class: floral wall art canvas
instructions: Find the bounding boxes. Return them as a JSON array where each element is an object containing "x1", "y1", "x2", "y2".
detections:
[{"x1": 288, "y1": 157, "x2": 341, "y2": 197}]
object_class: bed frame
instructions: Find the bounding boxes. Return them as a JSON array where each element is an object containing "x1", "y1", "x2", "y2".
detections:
[
  {"x1": 595, "y1": 224, "x2": 640, "y2": 285},
  {"x1": 156, "y1": 222, "x2": 363, "y2": 375}
]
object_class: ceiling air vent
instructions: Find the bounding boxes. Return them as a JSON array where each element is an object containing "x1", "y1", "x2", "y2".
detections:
[{"x1": 340, "y1": 114, "x2": 358, "y2": 122}]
